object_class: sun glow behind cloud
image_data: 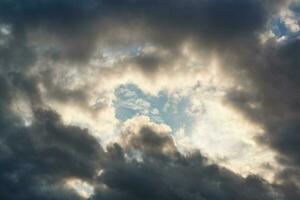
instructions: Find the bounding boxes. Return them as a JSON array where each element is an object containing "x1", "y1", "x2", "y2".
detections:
[
  {"x1": 189, "y1": 91, "x2": 277, "y2": 180},
  {"x1": 3, "y1": 0, "x2": 300, "y2": 199},
  {"x1": 12, "y1": 40, "x2": 281, "y2": 185},
  {"x1": 66, "y1": 179, "x2": 94, "y2": 199},
  {"x1": 32, "y1": 46, "x2": 280, "y2": 184}
]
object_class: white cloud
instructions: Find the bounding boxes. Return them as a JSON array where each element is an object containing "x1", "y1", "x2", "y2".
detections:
[
  {"x1": 66, "y1": 179, "x2": 94, "y2": 199},
  {"x1": 280, "y1": 8, "x2": 300, "y2": 32}
]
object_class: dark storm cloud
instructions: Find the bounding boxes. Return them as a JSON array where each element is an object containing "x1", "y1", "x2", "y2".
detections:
[
  {"x1": 92, "y1": 123, "x2": 281, "y2": 200},
  {"x1": 0, "y1": 104, "x2": 104, "y2": 199},
  {"x1": 223, "y1": 36, "x2": 300, "y2": 198},
  {"x1": 122, "y1": 125, "x2": 178, "y2": 161},
  {"x1": 0, "y1": 25, "x2": 35, "y2": 72},
  {"x1": 0, "y1": 72, "x2": 103, "y2": 200},
  {"x1": 102, "y1": 0, "x2": 270, "y2": 46},
  {"x1": 0, "y1": 0, "x2": 280, "y2": 63},
  {"x1": 0, "y1": 0, "x2": 100, "y2": 62},
  {"x1": 225, "y1": 38, "x2": 300, "y2": 162},
  {"x1": 0, "y1": 82, "x2": 287, "y2": 200},
  {"x1": 0, "y1": 0, "x2": 282, "y2": 103}
]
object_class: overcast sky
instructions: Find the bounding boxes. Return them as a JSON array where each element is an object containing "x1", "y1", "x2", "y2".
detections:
[{"x1": 1, "y1": 0, "x2": 300, "y2": 199}]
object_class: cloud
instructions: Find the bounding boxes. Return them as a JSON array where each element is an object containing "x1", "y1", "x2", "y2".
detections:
[
  {"x1": 0, "y1": 0, "x2": 300, "y2": 199},
  {"x1": 92, "y1": 116, "x2": 282, "y2": 200},
  {"x1": 0, "y1": 0, "x2": 279, "y2": 66},
  {"x1": 0, "y1": 108, "x2": 104, "y2": 199},
  {"x1": 222, "y1": 25, "x2": 300, "y2": 199},
  {"x1": 119, "y1": 116, "x2": 177, "y2": 160},
  {"x1": 0, "y1": 84, "x2": 286, "y2": 200}
]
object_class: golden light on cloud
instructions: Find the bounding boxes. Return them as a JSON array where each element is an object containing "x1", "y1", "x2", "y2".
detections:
[
  {"x1": 195, "y1": 105, "x2": 275, "y2": 178},
  {"x1": 47, "y1": 100, "x2": 119, "y2": 145},
  {"x1": 66, "y1": 179, "x2": 94, "y2": 199},
  {"x1": 187, "y1": 87, "x2": 278, "y2": 181},
  {"x1": 37, "y1": 43, "x2": 281, "y2": 183},
  {"x1": 170, "y1": 55, "x2": 280, "y2": 181},
  {"x1": 3, "y1": 0, "x2": 300, "y2": 199}
]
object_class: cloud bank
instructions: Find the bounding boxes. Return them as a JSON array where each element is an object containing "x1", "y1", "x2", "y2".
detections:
[{"x1": 1, "y1": 0, "x2": 300, "y2": 199}]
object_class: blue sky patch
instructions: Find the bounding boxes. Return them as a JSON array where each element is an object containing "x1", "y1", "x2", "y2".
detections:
[{"x1": 114, "y1": 84, "x2": 195, "y2": 134}]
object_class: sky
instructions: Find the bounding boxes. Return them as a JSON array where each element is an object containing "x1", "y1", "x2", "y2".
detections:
[{"x1": 1, "y1": 0, "x2": 300, "y2": 199}]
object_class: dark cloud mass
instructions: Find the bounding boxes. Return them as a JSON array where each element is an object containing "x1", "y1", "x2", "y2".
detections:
[
  {"x1": 223, "y1": 37, "x2": 300, "y2": 199},
  {"x1": 0, "y1": 0, "x2": 300, "y2": 199},
  {"x1": 0, "y1": 85, "x2": 104, "y2": 199},
  {"x1": 93, "y1": 120, "x2": 282, "y2": 200},
  {"x1": 0, "y1": 0, "x2": 276, "y2": 63},
  {"x1": 0, "y1": 78, "x2": 285, "y2": 200}
]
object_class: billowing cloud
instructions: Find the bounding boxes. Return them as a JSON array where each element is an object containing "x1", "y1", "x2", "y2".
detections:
[
  {"x1": 223, "y1": 35, "x2": 300, "y2": 198},
  {"x1": 92, "y1": 116, "x2": 283, "y2": 200},
  {"x1": 1, "y1": 0, "x2": 300, "y2": 199}
]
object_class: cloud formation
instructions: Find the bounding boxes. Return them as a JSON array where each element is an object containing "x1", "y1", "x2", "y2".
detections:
[
  {"x1": 93, "y1": 116, "x2": 282, "y2": 200},
  {"x1": 0, "y1": 0, "x2": 300, "y2": 199}
]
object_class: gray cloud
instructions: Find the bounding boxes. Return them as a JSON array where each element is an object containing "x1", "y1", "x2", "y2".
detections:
[
  {"x1": 0, "y1": 109, "x2": 104, "y2": 199},
  {"x1": 0, "y1": 74, "x2": 103, "y2": 200},
  {"x1": 0, "y1": 0, "x2": 280, "y2": 63},
  {"x1": 223, "y1": 33, "x2": 300, "y2": 199},
  {"x1": 93, "y1": 121, "x2": 282, "y2": 200},
  {"x1": 0, "y1": 0, "x2": 299, "y2": 199},
  {"x1": 0, "y1": 81, "x2": 287, "y2": 200}
]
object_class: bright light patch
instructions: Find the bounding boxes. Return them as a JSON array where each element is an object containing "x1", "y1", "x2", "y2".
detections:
[
  {"x1": 0, "y1": 23, "x2": 12, "y2": 46},
  {"x1": 112, "y1": 56, "x2": 279, "y2": 181},
  {"x1": 66, "y1": 179, "x2": 94, "y2": 199},
  {"x1": 10, "y1": 94, "x2": 34, "y2": 127},
  {"x1": 184, "y1": 81, "x2": 278, "y2": 181},
  {"x1": 35, "y1": 42, "x2": 280, "y2": 182},
  {"x1": 47, "y1": 100, "x2": 119, "y2": 146}
]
